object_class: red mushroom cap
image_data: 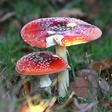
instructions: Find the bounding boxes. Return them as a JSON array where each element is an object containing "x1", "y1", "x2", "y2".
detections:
[
  {"x1": 21, "y1": 17, "x2": 102, "y2": 48},
  {"x1": 16, "y1": 51, "x2": 67, "y2": 75}
]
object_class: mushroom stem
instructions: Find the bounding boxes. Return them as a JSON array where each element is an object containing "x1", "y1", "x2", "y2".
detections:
[
  {"x1": 39, "y1": 75, "x2": 52, "y2": 94},
  {"x1": 55, "y1": 45, "x2": 69, "y2": 97}
]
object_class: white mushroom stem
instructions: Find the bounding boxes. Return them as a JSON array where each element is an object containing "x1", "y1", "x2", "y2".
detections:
[
  {"x1": 55, "y1": 45, "x2": 69, "y2": 97},
  {"x1": 39, "y1": 75, "x2": 52, "y2": 94}
]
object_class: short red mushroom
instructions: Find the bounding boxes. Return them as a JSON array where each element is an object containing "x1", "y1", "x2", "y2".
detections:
[
  {"x1": 21, "y1": 17, "x2": 102, "y2": 97},
  {"x1": 16, "y1": 51, "x2": 67, "y2": 92}
]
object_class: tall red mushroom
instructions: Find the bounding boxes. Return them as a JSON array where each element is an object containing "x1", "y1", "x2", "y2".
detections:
[
  {"x1": 16, "y1": 51, "x2": 67, "y2": 93},
  {"x1": 21, "y1": 17, "x2": 102, "y2": 97}
]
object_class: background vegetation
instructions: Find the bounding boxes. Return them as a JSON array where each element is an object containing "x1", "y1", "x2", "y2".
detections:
[{"x1": 0, "y1": 0, "x2": 112, "y2": 112}]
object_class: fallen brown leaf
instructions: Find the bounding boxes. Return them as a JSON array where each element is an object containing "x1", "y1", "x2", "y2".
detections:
[
  {"x1": 98, "y1": 78, "x2": 110, "y2": 96},
  {"x1": 73, "y1": 98, "x2": 98, "y2": 112},
  {"x1": 102, "y1": 58, "x2": 112, "y2": 67},
  {"x1": 89, "y1": 59, "x2": 112, "y2": 80},
  {"x1": 0, "y1": 12, "x2": 15, "y2": 23},
  {"x1": 50, "y1": 8, "x2": 85, "y2": 17},
  {"x1": 77, "y1": 69, "x2": 97, "y2": 77},
  {"x1": 87, "y1": 75, "x2": 98, "y2": 98},
  {"x1": 70, "y1": 77, "x2": 89, "y2": 98},
  {"x1": 83, "y1": 0, "x2": 99, "y2": 15},
  {"x1": 89, "y1": 61, "x2": 107, "y2": 71},
  {"x1": 98, "y1": 101, "x2": 112, "y2": 111},
  {"x1": 71, "y1": 69, "x2": 98, "y2": 98},
  {"x1": 70, "y1": 68, "x2": 110, "y2": 98},
  {"x1": 89, "y1": 58, "x2": 112, "y2": 71}
]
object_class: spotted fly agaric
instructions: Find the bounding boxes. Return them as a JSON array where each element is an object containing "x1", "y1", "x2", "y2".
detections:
[
  {"x1": 21, "y1": 17, "x2": 102, "y2": 97},
  {"x1": 16, "y1": 51, "x2": 67, "y2": 90},
  {"x1": 21, "y1": 17, "x2": 102, "y2": 48}
]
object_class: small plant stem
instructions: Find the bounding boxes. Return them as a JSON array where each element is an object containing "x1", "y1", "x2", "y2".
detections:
[
  {"x1": 39, "y1": 75, "x2": 52, "y2": 94},
  {"x1": 55, "y1": 45, "x2": 69, "y2": 97},
  {"x1": 46, "y1": 97, "x2": 57, "y2": 112}
]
